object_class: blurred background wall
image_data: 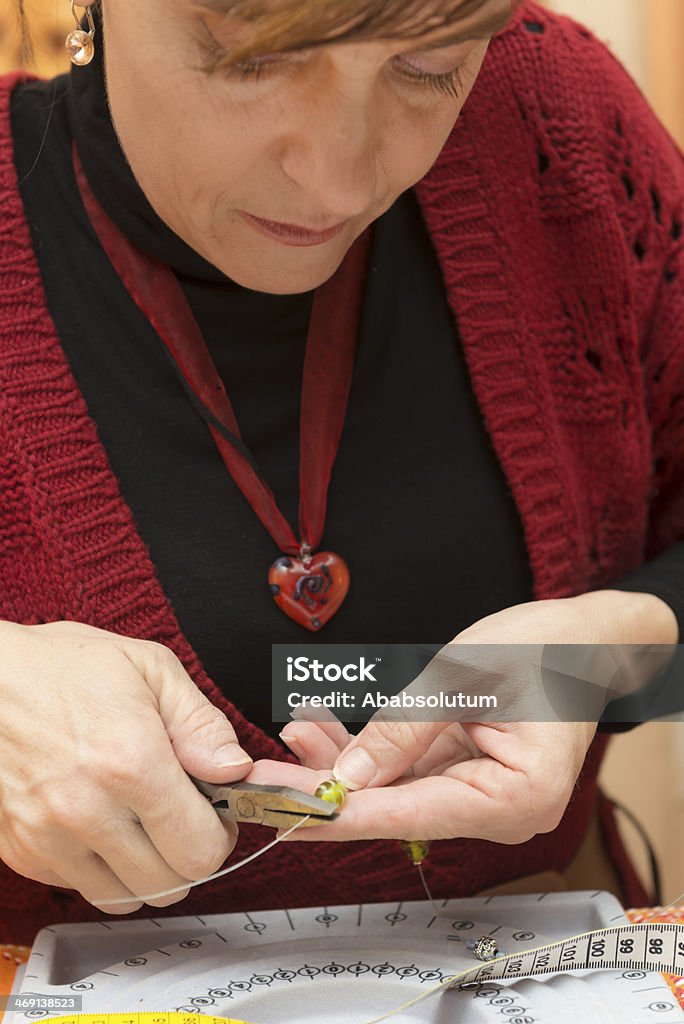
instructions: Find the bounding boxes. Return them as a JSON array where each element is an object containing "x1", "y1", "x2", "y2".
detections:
[
  {"x1": 0, "y1": 0, "x2": 71, "y2": 77},
  {"x1": 1, "y1": 0, "x2": 683, "y2": 904}
]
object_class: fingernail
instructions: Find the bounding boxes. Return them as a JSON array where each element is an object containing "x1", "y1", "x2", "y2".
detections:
[
  {"x1": 279, "y1": 730, "x2": 303, "y2": 754},
  {"x1": 334, "y1": 747, "x2": 377, "y2": 790},
  {"x1": 212, "y1": 744, "x2": 253, "y2": 767}
]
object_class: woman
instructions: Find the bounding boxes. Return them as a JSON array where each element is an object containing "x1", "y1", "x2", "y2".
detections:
[{"x1": 0, "y1": 0, "x2": 682, "y2": 944}]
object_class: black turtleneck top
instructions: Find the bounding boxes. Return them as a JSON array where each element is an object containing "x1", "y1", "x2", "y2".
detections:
[{"x1": 8, "y1": 39, "x2": 684, "y2": 740}]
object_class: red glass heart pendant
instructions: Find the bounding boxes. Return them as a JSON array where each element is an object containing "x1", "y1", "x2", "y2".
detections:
[{"x1": 268, "y1": 551, "x2": 350, "y2": 631}]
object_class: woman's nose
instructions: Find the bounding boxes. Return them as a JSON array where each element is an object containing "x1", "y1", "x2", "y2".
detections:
[{"x1": 279, "y1": 87, "x2": 380, "y2": 221}]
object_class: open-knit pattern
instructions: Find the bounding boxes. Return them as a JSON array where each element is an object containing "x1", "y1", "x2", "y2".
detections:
[{"x1": 0, "y1": 2, "x2": 681, "y2": 942}]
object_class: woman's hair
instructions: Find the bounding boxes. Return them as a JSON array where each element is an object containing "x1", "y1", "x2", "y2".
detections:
[
  {"x1": 208, "y1": 0, "x2": 515, "y2": 69},
  {"x1": 13, "y1": 0, "x2": 514, "y2": 71},
  {"x1": 15, "y1": 0, "x2": 33, "y2": 65}
]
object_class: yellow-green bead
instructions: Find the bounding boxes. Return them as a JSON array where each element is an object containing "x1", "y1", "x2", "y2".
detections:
[
  {"x1": 314, "y1": 779, "x2": 348, "y2": 810},
  {"x1": 400, "y1": 840, "x2": 432, "y2": 866}
]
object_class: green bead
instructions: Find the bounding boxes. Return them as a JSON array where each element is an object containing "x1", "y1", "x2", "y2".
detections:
[
  {"x1": 400, "y1": 840, "x2": 432, "y2": 866},
  {"x1": 314, "y1": 779, "x2": 348, "y2": 810}
]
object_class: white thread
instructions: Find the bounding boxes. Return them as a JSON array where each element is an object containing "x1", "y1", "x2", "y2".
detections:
[
  {"x1": 641, "y1": 890, "x2": 684, "y2": 921},
  {"x1": 359, "y1": 869, "x2": 684, "y2": 1024},
  {"x1": 417, "y1": 863, "x2": 442, "y2": 917},
  {"x1": 418, "y1": 860, "x2": 684, "y2": 928},
  {"x1": 93, "y1": 816, "x2": 310, "y2": 907}
]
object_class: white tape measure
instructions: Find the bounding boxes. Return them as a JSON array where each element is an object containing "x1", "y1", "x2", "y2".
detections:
[
  {"x1": 362, "y1": 921, "x2": 684, "y2": 1024},
  {"x1": 447, "y1": 921, "x2": 684, "y2": 988}
]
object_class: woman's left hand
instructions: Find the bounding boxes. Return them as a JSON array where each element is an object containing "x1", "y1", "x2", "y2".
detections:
[
  {"x1": 252, "y1": 717, "x2": 597, "y2": 845},
  {"x1": 247, "y1": 589, "x2": 677, "y2": 844}
]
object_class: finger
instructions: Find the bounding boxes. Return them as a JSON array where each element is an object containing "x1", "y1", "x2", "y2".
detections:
[
  {"x1": 42, "y1": 849, "x2": 145, "y2": 914},
  {"x1": 134, "y1": 763, "x2": 239, "y2": 882},
  {"x1": 280, "y1": 722, "x2": 349, "y2": 770},
  {"x1": 463, "y1": 721, "x2": 593, "y2": 778},
  {"x1": 290, "y1": 705, "x2": 353, "y2": 749},
  {"x1": 246, "y1": 758, "x2": 332, "y2": 793},
  {"x1": 333, "y1": 720, "x2": 447, "y2": 790},
  {"x1": 278, "y1": 763, "x2": 538, "y2": 845},
  {"x1": 24, "y1": 803, "x2": 193, "y2": 910},
  {"x1": 280, "y1": 778, "x2": 427, "y2": 843},
  {"x1": 2, "y1": 854, "x2": 74, "y2": 889},
  {"x1": 125, "y1": 641, "x2": 253, "y2": 780},
  {"x1": 88, "y1": 816, "x2": 220, "y2": 907},
  {"x1": 411, "y1": 724, "x2": 481, "y2": 778},
  {"x1": 34, "y1": 870, "x2": 73, "y2": 887}
]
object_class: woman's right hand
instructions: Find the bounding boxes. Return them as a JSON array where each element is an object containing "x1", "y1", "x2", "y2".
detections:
[{"x1": 0, "y1": 619, "x2": 253, "y2": 913}]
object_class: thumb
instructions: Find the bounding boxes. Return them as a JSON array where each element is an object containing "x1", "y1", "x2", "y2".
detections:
[
  {"x1": 333, "y1": 720, "x2": 445, "y2": 790},
  {"x1": 132, "y1": 641, "x2": 253, "y2": 781}
]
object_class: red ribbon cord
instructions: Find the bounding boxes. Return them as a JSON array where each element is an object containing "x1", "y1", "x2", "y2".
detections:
[{"x1": 73, "y1": 143, "x2": 371, "y2": 557}]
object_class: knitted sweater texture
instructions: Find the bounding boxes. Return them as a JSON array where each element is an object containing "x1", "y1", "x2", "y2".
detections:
[{"x1": 0, "y1": 4, "x2": 682, "y2": 942}]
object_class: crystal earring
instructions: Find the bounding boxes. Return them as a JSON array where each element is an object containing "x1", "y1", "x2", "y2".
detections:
[{"x1": 65, "y1": 1, "x2": 96, "y2": 67}]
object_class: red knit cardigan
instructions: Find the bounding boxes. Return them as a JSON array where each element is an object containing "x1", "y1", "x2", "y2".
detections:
[{"x1": 0, "y1": 4, "x2": 682, "y2": 944}]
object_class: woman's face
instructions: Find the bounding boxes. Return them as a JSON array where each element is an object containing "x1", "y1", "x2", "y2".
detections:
[{"x1": 101, "y1": 0, "x2": 498, "y2": 293}]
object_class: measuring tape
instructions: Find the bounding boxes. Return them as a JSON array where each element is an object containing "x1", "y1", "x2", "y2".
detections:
[
  {"x1": 25, "y1": 1017, "x2": 254, "y2": 1024},
  {"x1": 363, "y1": 919, "x2": 684, "y2": 1023},
  {"x1": 12, "y1": 922, "x2": 684, "y2": 1024},
  {"x1": 445, "y1": 921, "x2": 684, "y2": 988}
]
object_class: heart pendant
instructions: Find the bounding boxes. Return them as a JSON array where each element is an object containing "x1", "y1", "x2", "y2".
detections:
[{"x1": 268, "y1": 551, "x2": 350, "y2": 631}]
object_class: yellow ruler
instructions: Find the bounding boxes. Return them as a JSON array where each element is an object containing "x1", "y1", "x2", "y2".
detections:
[{"x1": 26, "y1": 1017, "x2": 253, "y2": 1024}]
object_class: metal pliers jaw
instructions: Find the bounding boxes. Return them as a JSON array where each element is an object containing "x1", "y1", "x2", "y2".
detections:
[{"x1": 191, "y1": 779, "x2": 341, "y2": 830}]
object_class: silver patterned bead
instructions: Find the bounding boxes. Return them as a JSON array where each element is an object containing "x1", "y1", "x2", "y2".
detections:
[{"x1": 466, "y1": 936, "x2": 500, "y2": 961}]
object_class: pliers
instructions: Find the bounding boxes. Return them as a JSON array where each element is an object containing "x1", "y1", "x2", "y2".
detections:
[{"x1": 191, "y1": 778, "x2": 341, "y2": 829}]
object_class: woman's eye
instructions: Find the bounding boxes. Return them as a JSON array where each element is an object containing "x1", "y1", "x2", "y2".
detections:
[
  {"x1": 201, "y1": 31, "x2": 468, "y2": 100},
  {"x1": 231, "y1": 54, "x2": 288, "y2": 80},
  {"x1": 393, "y1": 55, "x2": 467, "y2": 99},
  {"x1": 194, "y1": 21, "x2": 292, "y2": 80},
  {"x1": 227, "y1": 53, "x2": 467, "y2": 99}
]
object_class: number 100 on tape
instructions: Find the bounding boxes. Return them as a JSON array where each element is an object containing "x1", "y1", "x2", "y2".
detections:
[{"x1": 448, "y1": 922, "x2": 684, "y2": 988}]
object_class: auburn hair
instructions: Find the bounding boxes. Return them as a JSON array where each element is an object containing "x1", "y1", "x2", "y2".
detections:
[
  {"x1": 206, "y1": 0, "x2": 516, "y2": 69},
  {"x1": 15, "y1": 0, "x2": 32, "y2": 65},
  {"x1": 14, "y1": 0, "x2": 515, "y2": 71}
]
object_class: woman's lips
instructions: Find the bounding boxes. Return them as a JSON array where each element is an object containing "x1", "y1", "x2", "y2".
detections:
[{"x1": 240, "y1": 212, "x2": 347, "y2": 247}]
